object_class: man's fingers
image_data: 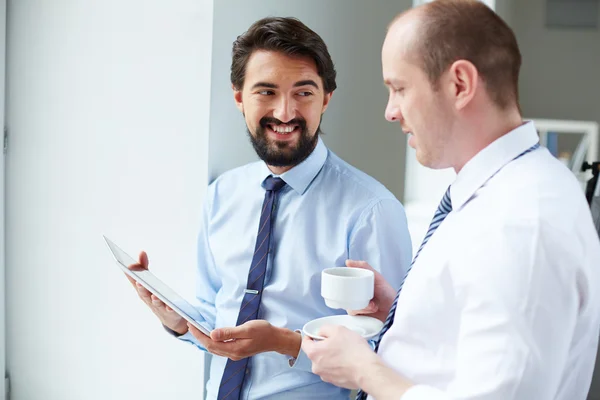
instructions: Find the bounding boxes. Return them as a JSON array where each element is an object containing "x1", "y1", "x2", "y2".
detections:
[
  {"x1": 135, "y1": 282, "x2": 151, "y2": 298},
  {"x1": 189, "y1": 323, "x2": 211, "y2": 341},
  {"x1": 191, "y1": 324, "x2": 244, "y2": 358},
  {"x1": 211, "y1": 326, "x2": 246, "y2": 342},
  {"x1": 316, "y1": 324, "x2": 343, "y2": 338},
  {"x1": 345, "y1": 259, "x2": 374, "y2": 271},
  {"x1": 125, "y1": 274, "x2": 137, "y2": 288},
  {"x1": 150, "y1": 294, "x2": 164, "y2": 307},
  {"x1": 126, "y1": 252, "x2": 147, "y2": 289},
  {"x1": 301, "y1": 335, "x2": 322, "y2": 358},
  {"x1": 139, "y1": 251, "x2": 149, "y2": 269},
  {"x1": 347, "y1": 300, "x2": 378, "y2": 315}
]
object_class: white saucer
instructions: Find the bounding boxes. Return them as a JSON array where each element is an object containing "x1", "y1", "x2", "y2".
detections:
[{"x1": 302, "y1": 315, "x2": 383, "y2": 340}]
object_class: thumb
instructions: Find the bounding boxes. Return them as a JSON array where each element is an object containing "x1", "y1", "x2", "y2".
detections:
[
  {"x1": 346, "y1": 259, "x2": 374, "y2": 272},
  {"x1": 348, "y1": 299, "x2": 378, "y2": 316},
  {"x1": 139, "y1": 251, "x2": 149, "y2": 269},
  {"x1": 211, "y1": 326, "x2": 243, "y2": 342},
  {"x1": 317, "y1": 324, "x2": 342, "y2": 339}
]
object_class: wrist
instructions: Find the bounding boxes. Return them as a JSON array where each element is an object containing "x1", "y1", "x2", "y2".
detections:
[
  {"x1": 273, "y1": 327, "x2": 301, "y2": 358},
  {"x1": 170, "y1": 320, "x2": 189, "y2": 336},
  {"x1": 356, "y1": 352, "x2": 382, "y2": 391},
  {"x1": 358, "y1": 355, "x2": 413, "y2": 399}
]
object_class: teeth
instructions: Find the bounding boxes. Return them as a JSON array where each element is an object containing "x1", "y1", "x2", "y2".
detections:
[{"x1": 272, "y1": 125, "x2": 296, "y2": 134}]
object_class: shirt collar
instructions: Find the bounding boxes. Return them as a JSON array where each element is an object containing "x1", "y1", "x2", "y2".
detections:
[
  {"x1": 451, "y1": 121, "x2": 540, "y2": 211},
  {"x1": 258, "y1": 137, "x2": 328, "y2": 195}
]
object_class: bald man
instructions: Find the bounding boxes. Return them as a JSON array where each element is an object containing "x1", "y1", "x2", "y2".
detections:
[{"x1": 302, "y1": 1, "x2": 600, "y2": 399}]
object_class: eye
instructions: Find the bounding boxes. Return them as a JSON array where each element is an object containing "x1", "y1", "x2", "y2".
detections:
[
  {"x1": 297, "y1": 91, "x2": 313, "y2": 97},
  {"x1": 257, "y1": 90, "x2": 275, "y2": 96}
]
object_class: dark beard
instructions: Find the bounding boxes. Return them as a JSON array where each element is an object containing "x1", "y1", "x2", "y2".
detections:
[{"x1": 247, "y1": 116, "x2": 320, "y2": 167}]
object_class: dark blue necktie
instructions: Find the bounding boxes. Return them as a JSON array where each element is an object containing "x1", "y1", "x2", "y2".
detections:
[
  {"x1": 356, "y1": 143, "x2": 539, "y2": 400},
  {"x1": 217, "y1": 176, "x2": 287, "y2": 400}
]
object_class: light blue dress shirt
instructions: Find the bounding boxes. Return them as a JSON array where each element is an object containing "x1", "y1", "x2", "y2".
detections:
[{"x1": 180, "y1": 138, "x2": 412, "y2": 399}]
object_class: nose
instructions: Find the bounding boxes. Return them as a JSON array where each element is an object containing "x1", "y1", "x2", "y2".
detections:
[
  {"x1": 273, "y1": 96, "x2": 295, "y2": 123},
  {"x1": 385, "y1": 95, "x2": 402, "y2": 122}
]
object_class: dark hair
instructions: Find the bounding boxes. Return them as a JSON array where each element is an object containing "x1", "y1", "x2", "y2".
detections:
[
  {"x1": 408, "y1": 0, "x2": 521, "y2": 109},
  {"x1": 231, "y1": 17, "x2": 337, "y2": 93}
]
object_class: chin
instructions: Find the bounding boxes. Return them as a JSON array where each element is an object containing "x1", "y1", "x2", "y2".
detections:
[
  {"x1": 415, "y1": 151, "x2": 433, "y2": 168},
  {"x1": 269, "y1": 140, "x2": 297, "y2": 151}
]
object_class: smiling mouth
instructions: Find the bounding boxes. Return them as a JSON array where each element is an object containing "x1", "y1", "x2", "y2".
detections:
[{"x1": 268, "y1": 124, "x2": 300, "y2": 135}]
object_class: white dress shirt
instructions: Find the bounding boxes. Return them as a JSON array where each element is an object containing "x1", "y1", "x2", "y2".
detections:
[{"x1": 375, "y1": 122, "x2": 600, "y2": 400}]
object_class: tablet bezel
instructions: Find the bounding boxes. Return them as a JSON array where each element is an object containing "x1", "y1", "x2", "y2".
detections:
[{"x1": 103, "y1": 235, "x2": 212, "y2": 337}]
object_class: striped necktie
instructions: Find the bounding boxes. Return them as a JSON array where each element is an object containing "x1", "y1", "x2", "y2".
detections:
[
  {"x1": 217, "y1": 176, "x2": 286, "y2": 400},
  {"x1": 355, "y1": 188, "x2": 451, "y2": 400}
]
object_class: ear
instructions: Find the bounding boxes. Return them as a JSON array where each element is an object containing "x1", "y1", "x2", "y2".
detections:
[
  {"x1": 447, "y1": 60, "x2": 478, "y2": 111},
  {"x1": 321, "y1": 91, "x2": 333, "y2": 113},
  {"x1": 232, "y1": 84, "x2": 244, "y2": 113}
]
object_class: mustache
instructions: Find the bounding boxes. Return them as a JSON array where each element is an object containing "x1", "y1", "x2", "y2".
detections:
[{"x1": 259, "y1": 117, "x2": 307, "y2": 129}]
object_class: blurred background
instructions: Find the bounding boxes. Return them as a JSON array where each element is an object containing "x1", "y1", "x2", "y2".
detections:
[{"x1": 1, "y1": 0, "x2": 600, "y2": 398}]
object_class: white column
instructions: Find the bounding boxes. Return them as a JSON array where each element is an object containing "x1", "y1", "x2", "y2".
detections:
[
  {"x1": 5, "y1": 1, "x2": 212, "y2": 398},
  {"x1": 0, "y1": 1, "x2": 6, "y2": 398}
]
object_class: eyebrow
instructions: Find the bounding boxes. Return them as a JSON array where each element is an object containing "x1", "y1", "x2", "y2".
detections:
[
  {"x1": 294, "y1": 80, "x2": 319, "y2": 89},
  {"x1": 384, "y1": 78, "x2": 405, "y2": 87},
  {"x1": 250, "y1": 80, "x2": 320, "y2": 90},
  {"x1": 251, "y1": 82, "x2": 278, "y2": 90}
]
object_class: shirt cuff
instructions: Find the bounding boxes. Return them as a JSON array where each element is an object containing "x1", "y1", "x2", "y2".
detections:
[
  {"x1": 401, "y1": 385, "x2": 448, "y2": 400},
  {"x1": 288, "y1": 329, "x2": 313, "y2": 372},
  {"x1": 163, "y1": 325, "x2": 206, "y2": 350},
  {"x1": 163, "y1": 324, "x2": 185, "y2": 337}
]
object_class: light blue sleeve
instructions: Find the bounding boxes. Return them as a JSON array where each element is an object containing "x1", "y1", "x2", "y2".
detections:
[
  {"x1": 291, "y1": 198, "x2": 412, "y2": 372},
  {"x1": 176, "y1": 183, "x2": 222, "y2": 351},
  {"x1": 348, "y1": 198, "x2": 412, "y2": 290}
]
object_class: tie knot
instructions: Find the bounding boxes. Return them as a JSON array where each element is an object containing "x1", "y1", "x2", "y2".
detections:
[{"x1": 264, "y1": 176, "x2": 286, "y2": 192}]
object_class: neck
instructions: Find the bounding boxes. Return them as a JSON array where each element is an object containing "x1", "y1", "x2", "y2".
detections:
[
  {"x1": 267, "y1": 165, "x2": 294, "y2": 175},
  {"x1": 452, "y1": 105, "x2": 523, "y2": 173}
]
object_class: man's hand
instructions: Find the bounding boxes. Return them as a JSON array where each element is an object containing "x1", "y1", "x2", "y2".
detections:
[
  {"x1": 126, "y1": 251, "x2": 188, "y2": 335},
  {"x1": 345, "y1": 260, "x2": 397, "y2": 322},
  {"x1": 188, "y1": 320, "x2": 301, "y2": 361},
  {"x1": 302, "y1": 325, "x2": 377, "y2": 389},
  {"x1": 302, "y1": 324, "x2": 413, "y2": 398}
]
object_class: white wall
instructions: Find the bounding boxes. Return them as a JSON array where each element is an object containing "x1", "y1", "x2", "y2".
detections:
[
  {"x1": 5, "y1": 1, "x2": 212, "y2": 399},
  {"x1": 208, "y1": 0, "x2": 412, "y2": 201},
  {"x1": 0, "y1": 1, "x2": 6, "y2": 399}
]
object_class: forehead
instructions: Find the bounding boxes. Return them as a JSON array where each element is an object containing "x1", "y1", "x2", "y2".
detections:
[
  {"x1": 382, "y1": 42, "x2": 412, "y2": 83},
  {"x1": 244, "y1": 50, "x2": 322, "y2": 88},
  {"x1": 381, "y1": 16, "x2": 421, "y2": 80}
]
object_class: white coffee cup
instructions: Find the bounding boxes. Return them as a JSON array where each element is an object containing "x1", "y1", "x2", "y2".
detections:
[{"x1": 321, "y1": 267, "x2": 374, "y2": 310}]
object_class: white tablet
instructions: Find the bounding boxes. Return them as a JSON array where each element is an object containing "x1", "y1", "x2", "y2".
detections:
[{"x1": 103, "y1": 235, "x2": 212, "y2": 337}]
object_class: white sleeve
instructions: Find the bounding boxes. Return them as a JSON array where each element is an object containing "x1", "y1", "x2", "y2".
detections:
[{"x1": 436, "y1": 220, "x2": 579, "y2": 399}]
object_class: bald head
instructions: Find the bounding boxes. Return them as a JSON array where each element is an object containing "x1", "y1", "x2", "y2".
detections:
[
  {"x1": 384, "y1": 0, "x2": 522, "y2": 110},
  {"x1": 383, "y1": 9, "x2": 420, "y2": 61}
]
